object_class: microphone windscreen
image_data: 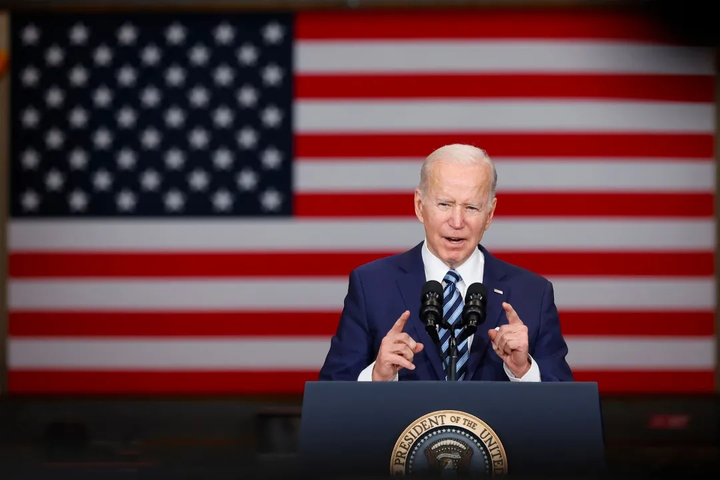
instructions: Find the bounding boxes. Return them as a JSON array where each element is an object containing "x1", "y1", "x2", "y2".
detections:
[
  {"x1": 422, "y1": 280, "x2": 443, "y2": 297},
  {"x1": 466, "y1": 282, "x2": 488, "y2": 301}
]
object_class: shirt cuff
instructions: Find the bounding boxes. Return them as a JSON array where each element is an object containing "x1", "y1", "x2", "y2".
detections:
[
  {"x1": 358, "y1": 361, "x2": 398, "y2": 381},
  {"x1": 504, "y1": 355, "x2": 541, "y2": 382}
]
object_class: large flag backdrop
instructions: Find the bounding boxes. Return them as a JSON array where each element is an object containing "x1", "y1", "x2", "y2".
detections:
[{"x1": 5, "y1": 9, "x2": 716, "y2": 394}]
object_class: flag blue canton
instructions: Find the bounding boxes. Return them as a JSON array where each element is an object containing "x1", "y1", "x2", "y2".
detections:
[{"x1": 10, "y1": 13, "x2": 294, "y2": 217}]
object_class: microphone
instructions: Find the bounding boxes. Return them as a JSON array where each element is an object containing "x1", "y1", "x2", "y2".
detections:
[
  {"x1": 458, "y1": 283, "x2": 488, "y2": 343},
  {"x1": 419, "y1": 280, "x2": 443, "y2": 346}
]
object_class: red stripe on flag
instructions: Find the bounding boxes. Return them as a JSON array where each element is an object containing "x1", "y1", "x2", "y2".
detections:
[
  {"x1": 497, "y1": 252, "x2": 715, "y2": 277},
  {"x1": 296, "y1": 10, "x2": 669, "y2": 41},
  {"x1": 558, "y1": 312, "x2": 714, "y2": 337},
  {"x1": 8, "y1": 370, "x2": 318, "y2": 395},
  {"x1": 295, "y1": 134, "x2": 714, "y2": 159},
  {"x1": 7, "y1": 370, "x2": 714, "y2": 394},
  {"x1": 8, "y1": 311, "x2": 713, "y2": 337},
  {"x1": 295, "y1": 193, "x2": 714, "y2": 218},
  {"x1": 573, "y1": 370, "x2": 715, "y2": 393},
  {"x1": 8, "y1": 312, "x2": 342, "y2": 337},
  {"x1": 296, "y1": 74, "x2": 715, "y2": 102},
  {"x1": 8, "y1": 252, "x2": 389, "y2": 278},
  {"x1": 8, "y1": 252, "x2": 714, "y2": 278}
]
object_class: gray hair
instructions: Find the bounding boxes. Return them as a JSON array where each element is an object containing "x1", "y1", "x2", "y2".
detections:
[{"x1": 418, "y1": 144, "x2": 497, "y2": 204}]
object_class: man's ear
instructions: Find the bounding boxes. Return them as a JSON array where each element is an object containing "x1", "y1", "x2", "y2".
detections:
[
  {"x1": 484, "y1": 196, "x2": 497, "y2": 231},
  {"x1": 414, "y1": 189, "x2": 424, "y2": 224}
]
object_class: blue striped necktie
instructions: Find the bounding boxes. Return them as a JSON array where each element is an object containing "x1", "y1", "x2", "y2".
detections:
[{"x1": 439, "y1": 270, "x2": 470, "y2": 381}]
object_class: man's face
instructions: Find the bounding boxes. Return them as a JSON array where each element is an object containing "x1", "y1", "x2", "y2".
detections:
[{"x1": 414, "y1": 159, "x2": 497, "y2": 269}]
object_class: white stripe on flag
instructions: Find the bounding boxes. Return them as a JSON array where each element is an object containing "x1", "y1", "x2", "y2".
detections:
[
  {"x1": 295, "y1": 101, "x2": 714, "y2": 133},
  {"x1": 7, "y1": 337, "x2": 714, "y2": 370},
  {"x1": 295, "y1": 41, "x2": 715, "y2": 74},
  {"x1": 8, "y1": 278, "x2": 715, "y2": 310},
  {"x1": 295, "y1": 160, "x2": 716, "y2": 192},
  {"x1": 8, "y1": 338, "x2": 332, "y2": 370},
  {"x1": 8, "y1": 220, "x2": 715, "y2": 251},
  {"x1": 564, "y1": 337, "x2": 715, "y2": 369}
]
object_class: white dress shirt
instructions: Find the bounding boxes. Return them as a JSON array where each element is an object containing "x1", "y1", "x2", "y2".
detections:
[{"x1": 358, "y1": 241, "x2": 541, "y2": 382}]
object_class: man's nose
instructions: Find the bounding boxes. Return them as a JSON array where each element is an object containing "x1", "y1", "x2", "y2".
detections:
[{"x1": 448, "y1": 206, "x2": 465, "y2": 228}]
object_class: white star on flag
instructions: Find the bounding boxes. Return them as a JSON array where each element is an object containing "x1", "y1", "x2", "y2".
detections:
[
  {"x1": 165, "y1": 23, "x2": 187, "y2": 45},
  {"x1": 140, "y1": 169, "x2": 162, "y2": 191},
  {"x1": 45, "y1": 45, "x2": 64, "y2": 66},
  {"x1": 214, "y1": 23, "x2": 235, "y2": 45},
  {"x1": 21, "y1": 190, "x2": 41, "y2": 211},
  {"x1": 92, "y1": 169, "x2": 113, "y2": 191},
  {"x1": 117, "y1": 23, "x2": 138, "y2": 45},
  {"x1": 164, "y1": 189, "x2": 185, "y2": 212},
  {"x1": 21, "y1": 66, "x2": 40, "y2": 87},
  {"x1": 94, "y1": 45, "x2": 113, "y2": 66},
  {"x1": 68, "y1": 190, "x2": 89, "y2": 212},
  {"x1": 237, "y1": 44, "x2": 258, "y2": 66},
  {"x1": 69, "y1": 23, "x2": 89, "y2": 45},
  {"x1": 259, "y1": 188, "x2": 283, "y2": 211},
  {"x1": 69, "y1": 66, "x2": 89, "y2": 87},
  {"x1": 21, "y1": 24, "x2": 41, "y2": 45},
  {"x1": 236, "y1": 127, "x2": 258, "y2": 149},
  {"x1": 262, "y1": 22, "x2": 285, "y2": 44}
]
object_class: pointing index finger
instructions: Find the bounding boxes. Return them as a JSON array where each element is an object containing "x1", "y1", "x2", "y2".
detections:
[
  {"x1": 391, "y1": 310, "x2": 411, "y2": 332},
  {"x1": 502, "y1": 302, "x2": 523, "y2": 325}
]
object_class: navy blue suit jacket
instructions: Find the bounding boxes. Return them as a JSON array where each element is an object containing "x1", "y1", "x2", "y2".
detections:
[{"x1": 319, "y1": 242, "x2": 573, "y2": 382}]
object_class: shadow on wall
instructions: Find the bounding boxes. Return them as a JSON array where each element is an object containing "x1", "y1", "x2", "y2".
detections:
[
  {"x1": 0, "y1": 396, "x2": 718, "y2": 478},
  {"x1": 643, "y1": 0, "x2": 720, "y2": 46}
]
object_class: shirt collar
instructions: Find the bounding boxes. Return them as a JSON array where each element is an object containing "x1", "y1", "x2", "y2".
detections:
[{"x1": 421, "y1": 239, "x2": 484, "y2": 287}]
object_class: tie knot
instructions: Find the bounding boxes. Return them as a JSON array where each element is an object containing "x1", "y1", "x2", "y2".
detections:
[{"x1": 444, "y1": 270, "x2": 461, "y2": 286}]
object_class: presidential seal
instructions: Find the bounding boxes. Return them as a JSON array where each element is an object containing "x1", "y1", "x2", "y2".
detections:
[{"x1": 390, "y1": 410, "x2": 508, "y2": 476}]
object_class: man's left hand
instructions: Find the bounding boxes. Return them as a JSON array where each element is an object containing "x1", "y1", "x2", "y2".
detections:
[{"x1": 488, "y1": 302, "x2": 531, "y2": 378}]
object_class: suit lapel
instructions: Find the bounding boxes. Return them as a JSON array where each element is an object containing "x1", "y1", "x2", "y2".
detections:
[
  {"x1": 395, "y1": 242, "x2": 445, "y2": 380},
  {"x1": 465, "y1": 245, "x2": 509, "y2": 380}
]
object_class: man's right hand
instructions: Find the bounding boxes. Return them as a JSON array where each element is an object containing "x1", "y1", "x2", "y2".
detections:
[{"x1": 372, "y1": 310, "x2": 424, "y2": 381}]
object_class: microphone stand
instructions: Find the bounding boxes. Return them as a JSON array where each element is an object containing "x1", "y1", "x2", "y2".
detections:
[
  {"x1": 447, "y1": 333, "x2": 458, "y2": 381},
  {"x1": 448, "y1": 325, "x2": 476, "y2": 381}
]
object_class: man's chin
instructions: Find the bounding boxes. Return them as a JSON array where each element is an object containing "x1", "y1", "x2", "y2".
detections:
[{"x1": 438, "y1": 248, "x2": 473, "y2": 268}]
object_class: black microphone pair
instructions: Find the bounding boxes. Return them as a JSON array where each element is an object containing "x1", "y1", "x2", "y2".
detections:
[{"x1": 419, "y1": 280, "x2": 488, "y2": 380}]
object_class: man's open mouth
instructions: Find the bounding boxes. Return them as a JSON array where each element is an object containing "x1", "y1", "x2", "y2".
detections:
[{"x1": 444, "y1": 237, "x2": 465, "y2": 244}]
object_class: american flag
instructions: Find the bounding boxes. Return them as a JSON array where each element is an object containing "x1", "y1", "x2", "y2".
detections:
[{"x1": 6, "y1": 9, "x2": 716, "y2": 395}]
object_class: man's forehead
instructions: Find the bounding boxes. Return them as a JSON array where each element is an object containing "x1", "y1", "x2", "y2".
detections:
[
  {"x1": 429, "y1": 185, "x2": 487, "y2": 201},
  {"x1": 429, "y1": 159, "x2": 490, "y2": 177},
  {"x1": 428, "y1": 172, "x2": 489, "y2": 190}
]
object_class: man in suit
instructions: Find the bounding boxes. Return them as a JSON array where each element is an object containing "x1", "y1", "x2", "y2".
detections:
[{"x1": 318, "y1": 144, "x2": 573, "y2": 383}]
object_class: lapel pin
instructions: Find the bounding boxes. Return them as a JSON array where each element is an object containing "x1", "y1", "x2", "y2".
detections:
[{"x1": 493, "y1": 289, "x2": 503, "y2": 294}]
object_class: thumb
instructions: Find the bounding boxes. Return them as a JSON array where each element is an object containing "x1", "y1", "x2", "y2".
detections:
[
  {"x1": 391, "y1": 310, "x2": 411, "y2": 333},
  {"x1": 413, "y1": 342, "x2": 424, "y2": 354},
  {"x1": 488, "y1": 328, "x2": 498, "y2": 341}
]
